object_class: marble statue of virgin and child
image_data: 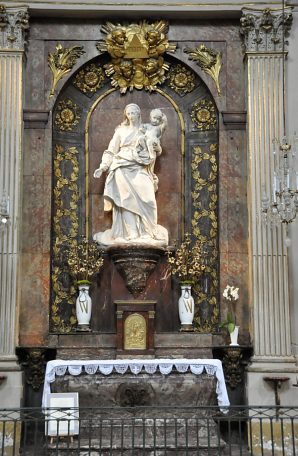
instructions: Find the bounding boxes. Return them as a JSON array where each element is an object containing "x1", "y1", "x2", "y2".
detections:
[{"x1": 93, "y1": 103, "x2": 169, "y2": 247}]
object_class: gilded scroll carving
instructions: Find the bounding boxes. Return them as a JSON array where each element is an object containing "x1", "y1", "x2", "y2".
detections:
[
  {"x1": 48, "y1": 43, "x2": 85, "y2": 98},
  {"x1": 51, "y1": 144, "x2": 79, "y2": 332},
  {"x1": 185, "y1": 44, "x2": 222, "y2": 96},
  {"x1": 191, "y1": 144, "x2": 219, "y2": 332}
]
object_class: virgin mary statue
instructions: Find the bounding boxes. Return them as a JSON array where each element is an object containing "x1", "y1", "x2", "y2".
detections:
[{"x1": 93, "y1": 103, "x2": 168, "y2": 247}]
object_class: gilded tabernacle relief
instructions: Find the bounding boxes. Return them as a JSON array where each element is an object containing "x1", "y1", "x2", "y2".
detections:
[
  {"x1": 96, "y1": 21, "x2": 176, "y2": 92},
  {"x1": 124, "y1": 313, "x2": 146, "y2": 350},
  {"x1": 93, "y1": 103, "x2": 168, "y2": 247}
]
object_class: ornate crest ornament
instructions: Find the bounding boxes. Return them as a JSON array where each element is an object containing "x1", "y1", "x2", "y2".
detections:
[
  {"x1": 54, "y1": 98, "x2": 81, "y2": 131},
  {"x1": 48, "y1": 43, "x2": 85, "y2": 98},
  {"x1": 96, "y1": 21, "x2": 176, "y2": 93},
  {"x1": 185, "y1": 44, "x2": 222, "y2": 96},
  {"x1": 166, "y1": 64, "x2": 196, "y2": 96},
  {"x1": 73, "y1": 63, "x2": 105, "y2": 93},
  {"x1": 190, "y1": 99, "x2": 217, "y2": 130}
]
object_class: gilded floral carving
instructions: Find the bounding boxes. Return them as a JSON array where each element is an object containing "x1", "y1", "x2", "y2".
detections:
[
  {"x1": 73, "y1": 63, "x2": 105, "y2": 93},
  {"x1": 166, "y1": 64, "x2": 196, "y2": 96},
  {"x1": 54, "y1": 98, "x2": 81, "y2": 131},
  {"x1": 190, "y1": 99, "x2": 217, "y2": 130}
]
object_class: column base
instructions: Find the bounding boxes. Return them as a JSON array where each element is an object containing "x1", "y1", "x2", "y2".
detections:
[
  {"x1": 246, "y1": 358, "x2": 298, "y2": 406},
  {"x1": 246, "y1": 357, "x2": 298, "y2": 455},
  {"x1": 0, "y1": 357, "x2": 24, "y2": 408}
]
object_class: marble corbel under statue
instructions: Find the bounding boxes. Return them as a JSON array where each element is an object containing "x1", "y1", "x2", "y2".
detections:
[{"x1": 93, "y1": 103, "x2": 168, "y2": 294}]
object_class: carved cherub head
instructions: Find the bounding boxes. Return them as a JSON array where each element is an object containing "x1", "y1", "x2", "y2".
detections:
[
  {"x1": 146, "y1": 29, "x2": 161, "y2": 46},
  {"x1": 145, "y1": 58, "x2": 159, "y2": 76},
  {"x1": 119, "y1": 60, "x2": 134, "y2": 80},
  {"x1": 150, "y1": 109, "x2": 164, "y2": 126},
  {"x1": 111, "y1": 28, "x2": 127, "y2": 46}
]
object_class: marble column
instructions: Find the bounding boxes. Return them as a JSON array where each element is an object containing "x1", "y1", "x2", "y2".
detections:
[
  {"x1": 241, "y1": 7, "x2": 298, "y2": 406},
  {"x1": 0, "y1": 4, "x2": 28, "y2": 407}
]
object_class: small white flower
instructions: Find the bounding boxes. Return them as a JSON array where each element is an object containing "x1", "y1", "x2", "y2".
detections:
[{"x1": 223, "y1": 285, "x2": 239, "y2": 302}]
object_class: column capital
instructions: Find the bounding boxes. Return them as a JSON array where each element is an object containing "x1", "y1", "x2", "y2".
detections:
[
  {"x1": 0, "y1": 4, "x2": 29, "y2": 52},
  {"x1": 240, "y1": 7, "x2": 293, "y2": 53}
]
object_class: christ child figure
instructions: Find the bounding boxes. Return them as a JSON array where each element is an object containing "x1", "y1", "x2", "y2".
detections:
[{"x1": 135, "y1": 108, "x2": 167, "y2": 191}]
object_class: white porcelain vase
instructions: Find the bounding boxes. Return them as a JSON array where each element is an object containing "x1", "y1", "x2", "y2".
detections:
[
  {"x1": 229, "y1": 325, "x2": 239, "y2": 346},
  {"x1": 76, "y1": 283, "x2": 92, "y2": 330},
  {"x1": 178, "y1": 284, "x2": 194, "y2": 331}
]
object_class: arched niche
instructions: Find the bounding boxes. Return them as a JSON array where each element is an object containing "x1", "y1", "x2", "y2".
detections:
[{"x1": 50, "y1": 53, "x2": 219, "y2": 334}]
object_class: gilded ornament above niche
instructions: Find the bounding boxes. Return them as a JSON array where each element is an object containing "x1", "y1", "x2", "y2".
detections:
[
  {"x1": 166, "y1": 64, "x2": 196, "y2": 96},
  {"x1": 73, "y1": 63, "x2": 105, "y2": 94},
  {"x1": 96, "y1": 20, "x2": 177, "y2": 93},
  {"x1": 54, "y1": 99, "x2": 81, "y2": 132},
  {"x1": 185, "y1": 44, "x2": 222, "y2": 96},
  {"x1": 48, "y1": 43, "x2": 85, "y2": 98},
  {"x1": 190, "y1": 99, "x2": 217, "y2": 131}
]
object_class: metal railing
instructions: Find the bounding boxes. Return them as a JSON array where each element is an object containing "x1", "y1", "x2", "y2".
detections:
[{"x1": 0, "y1": 406, "x2": 297, "y2": 455}]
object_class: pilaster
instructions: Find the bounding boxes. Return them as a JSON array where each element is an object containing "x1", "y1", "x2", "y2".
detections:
[
  {"x1": 241, "y1": 7, "x2": 298, "y2": 408},
  {"x1": 0, "y1": 4, "x2": 29, "y2": 407}
]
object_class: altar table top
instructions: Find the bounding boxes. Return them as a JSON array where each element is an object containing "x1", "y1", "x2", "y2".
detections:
[{"x1": 42, "y1": 358, "x2": 230, "y2": 409}]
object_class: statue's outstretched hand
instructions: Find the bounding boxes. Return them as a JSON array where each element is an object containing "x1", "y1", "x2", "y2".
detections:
[{"x1": 94, "y1": 168, "x2": 103, "y2": 178}]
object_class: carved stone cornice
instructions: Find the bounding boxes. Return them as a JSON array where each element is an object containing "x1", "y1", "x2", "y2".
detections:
[
  {"x1": 240, "y1": 7, "x2": 293, "y2": 53},
  {"x1": 222, "y1": 111, "x2": 247, "y2": 130},
  {"x1": 0, "y1": 5, "x2": 29, "y2": 52}
]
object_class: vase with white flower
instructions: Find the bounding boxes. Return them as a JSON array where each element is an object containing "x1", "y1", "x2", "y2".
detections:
[
  {"x1": 220, "y1": 285, "x2": 239, "y2": 345},
  {"x1": 67, "y1": 237, "x2": 104, "y2": 331},
  {"x1": 167, "y1": 234, "x2": 206, "y2": 331}
]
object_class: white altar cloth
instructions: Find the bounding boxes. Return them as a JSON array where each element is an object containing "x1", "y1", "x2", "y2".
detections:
[
  {"x1": 42, "y1": 358, "x2": 230, "y2": 409},
  {"x1": 42, "y1": 359, "x2": 230, "y2": 407}
]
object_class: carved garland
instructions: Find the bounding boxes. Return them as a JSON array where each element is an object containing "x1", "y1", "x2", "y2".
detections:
[
  {"x1": 51, "y1": 144, "x2": 79, "y2": 332},
  {"x1": 191, "y1": 144, "x2": 219, "y2": 332}
]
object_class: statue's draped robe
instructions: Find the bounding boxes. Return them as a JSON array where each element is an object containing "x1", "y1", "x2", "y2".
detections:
[{"x1": 93, "y1": 124, "x2": 168, "y2": 246}]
